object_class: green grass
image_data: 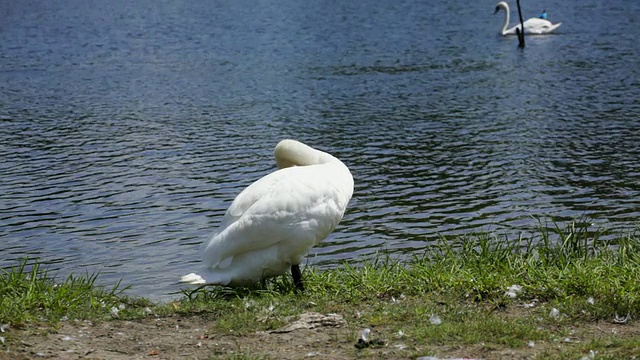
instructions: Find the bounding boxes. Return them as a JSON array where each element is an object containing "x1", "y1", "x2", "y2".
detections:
[
  {"x1": 176, "y1": 222, "x2": 640, "y2": 358},
  {"x1": 0, "y1": 259, "x2": 151, "y2": 325},
  {"x1": 2, "y1": 222, "x2": 640, "y2": 358},
  {"x1": 296, "y1": 225, "x2": 640, "y2": 320}
]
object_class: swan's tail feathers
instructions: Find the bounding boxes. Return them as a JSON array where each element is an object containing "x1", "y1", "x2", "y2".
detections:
[
  {"x1": 180, "y1": 273, "x2": 207, "y2": 285},
  {"x1": 180, "y1": 272, "x2": 230, "y2": 286}
]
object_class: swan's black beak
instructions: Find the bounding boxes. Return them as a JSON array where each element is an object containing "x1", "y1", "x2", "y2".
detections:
[{"x1": 494, "y1": 6, "x2": 500, "y2": 14}]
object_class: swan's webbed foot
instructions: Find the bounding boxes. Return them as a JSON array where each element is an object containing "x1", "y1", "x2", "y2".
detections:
[{"x1": 291, "y1": 264, "x2": 304, "y2": 293}]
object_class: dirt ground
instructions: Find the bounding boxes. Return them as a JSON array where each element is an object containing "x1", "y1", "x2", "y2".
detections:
[
  {"x1": 1, "y1": 312, "x2": 638, "y2": 360},
  {"x1": 3, "y1": 314, "x2": 364, "y2": 360}
]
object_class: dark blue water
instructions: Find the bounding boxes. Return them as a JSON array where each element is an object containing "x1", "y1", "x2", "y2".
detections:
[{"x1": 1, "y1": 0, "x2": 639, "y2": 301}]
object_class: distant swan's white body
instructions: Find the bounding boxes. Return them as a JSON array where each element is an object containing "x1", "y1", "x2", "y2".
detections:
[
  {"x1": 180, "y1": 139, "x2": 354, "y2": 289},
  {"x1": 494, "y1": 1, "x2": 562, "y2": 36}
]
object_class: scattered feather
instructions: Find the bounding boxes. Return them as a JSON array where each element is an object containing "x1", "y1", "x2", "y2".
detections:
[
  {"x1": 508, "y1": 284, "x2": 523, "y2": 292},
  {"x1": 505, "y1": 284, "x2": 523, "y2": 298},
  {"x1": 586, "y1": 297, "x2": 595, "y2": 305},
  {"x1": 109, "y1": 307, "x2": 119, "y2": 318},
  {"x1": 243, "y1": 299, "x2": 256, "y2": 310},
  {"x1": 361, "y1": 328, "x2": 371, "y2": 342},
  {"x1": 429, "y1": 314, "x2": 442, "y2": 325},
  {"x1": 580, "y1": 350, "x2": 596, "y2": 360},
  {"x1": 354, "y1": 328, "x2": 385, "y2": 349}
]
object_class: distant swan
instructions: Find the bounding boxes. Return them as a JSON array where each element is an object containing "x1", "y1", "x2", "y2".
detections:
[
  {"x1": 494, "y1": 1, "x2": 562, "y2": 36},
  {"x1": 180, "y1": 139, "x2": 354, "y2": 291}
]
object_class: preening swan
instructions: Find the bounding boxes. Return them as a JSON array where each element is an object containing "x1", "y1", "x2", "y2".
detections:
[
  {"x1": 494, "y1": 1, "x2": 562, "y2": 36},
  {"x1": 181, "y1": 139, "x2": 354, "y2": 291}
]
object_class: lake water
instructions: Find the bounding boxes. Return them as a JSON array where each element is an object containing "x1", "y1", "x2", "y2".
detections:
[{"x1": 1, "y1": 0, "x2": 639, "y2": 301}]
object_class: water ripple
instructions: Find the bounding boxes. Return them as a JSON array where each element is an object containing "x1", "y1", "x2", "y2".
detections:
[{"x1": 1, "y1": 0, "x2": 639, "y2": 301}]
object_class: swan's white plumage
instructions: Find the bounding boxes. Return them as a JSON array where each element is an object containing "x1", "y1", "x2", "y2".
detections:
[
  {"x1": 495, "y1": 1, "x2": 562, "y2": 36},
  {"x1": 181, "y1": 139, "x2": 354, "y2": 287}
]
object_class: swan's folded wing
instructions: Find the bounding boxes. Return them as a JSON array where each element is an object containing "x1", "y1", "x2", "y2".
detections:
[
  {"x1": 201, "y1": 166, "x2": 346, "y2": 268},
  {"x1": 523, "y1": 18, "x2": 551, "y2": 27},
  {"x1": 523, "y1": 18, "x2": 558, "y2": 33}
]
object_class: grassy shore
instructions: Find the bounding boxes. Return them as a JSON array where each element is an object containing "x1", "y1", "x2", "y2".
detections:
[{"x1": 2, "y1": 224, "x2": 640, "y2": 359}]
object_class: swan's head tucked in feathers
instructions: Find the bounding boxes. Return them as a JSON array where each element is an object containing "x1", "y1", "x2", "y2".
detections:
[{"x1": 274, "y1": 139, "x2": 337, "y2": 169}]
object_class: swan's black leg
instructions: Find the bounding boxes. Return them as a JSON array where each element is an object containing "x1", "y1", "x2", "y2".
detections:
[{"x1": 291, "y1": 264, "x2": 304, "y2": 292}]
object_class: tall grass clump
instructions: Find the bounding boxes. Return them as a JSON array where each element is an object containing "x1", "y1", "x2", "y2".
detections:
[
  {"x1": 0, "y1": 259, "x2": 139, "y2": 325},
  {"x1": 302, "y1": 222, "x2": 640, "y2": 320}
]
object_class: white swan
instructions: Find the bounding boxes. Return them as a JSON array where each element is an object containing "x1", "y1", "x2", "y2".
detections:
[
  {"x1": 494, "y1": 1, "x2": 562, "y2": 36},
  {"x1": 180, "y1": 139, "x2": 354, "y2": 291}
]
